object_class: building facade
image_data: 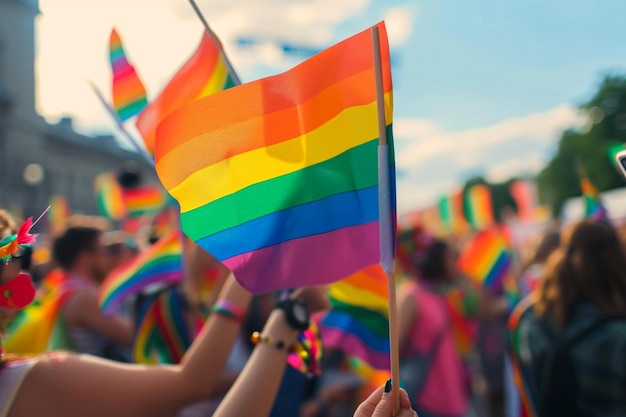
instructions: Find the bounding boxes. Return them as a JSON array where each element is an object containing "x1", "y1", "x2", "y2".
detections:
[{"x1": 0, "y1": 0, "x2": 156, "y2": 218}]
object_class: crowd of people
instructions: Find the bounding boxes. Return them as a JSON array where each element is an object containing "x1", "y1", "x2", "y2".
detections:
[{"x1": 0, "y1": 196, "x2": 625, "y2": 417}]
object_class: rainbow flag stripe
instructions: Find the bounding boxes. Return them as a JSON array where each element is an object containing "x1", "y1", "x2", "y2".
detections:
[
  {"x1": 155, "y1": 23, "x2": 394, "y2": 294},
  {"x1": 99, "y1": 230, "x2": 184, "y2": 315},
  {"x1": 320, "y1": 264, "x2": 389, "y2": 369},
  {"x1": 109, "y1": 28, "x2": 148, "y2": 121},
  {"x1": 438, "y1": 190, "x2": 469, "y2": 235},
  {"x1": 457, "y1": 228, "x2": 512, "y2": 292},
  {"x1": 94, "y1": 172, "x2": 126, "y2": 220},
  {"x1": 135, "y1": 32, "x2": 236, "y2": 154},
  {"x1": 123, "y1": 185, "x2": 167, "y2": 217},
  {"x1": 133, "y1": 286, "x2": 191, "y2": 364},
  {"x1": 465, "y1": 184, "x2": 495, "y2": 230}
]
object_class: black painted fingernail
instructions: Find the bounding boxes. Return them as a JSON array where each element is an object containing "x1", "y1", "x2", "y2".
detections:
[{"x1": 384, "y1": 379, "x2": 392, "y2": 393}]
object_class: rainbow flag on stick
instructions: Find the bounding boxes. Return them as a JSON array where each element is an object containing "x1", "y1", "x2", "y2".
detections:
[
  {"x1": 123, "y1": 185, "x2": 167, "y2": 218},
  {"x1": 465, "y1": 184, "x2": 495, "y2": 230},
  {"x1": 94, "y1": 172, "x2": 126, "y2": 220},
  {"x1": 580, "y1": 178, "x2": 608, "y2": 222},
  {"x1": 438, "y1": 190, "x2": 469, "y2": 235},
  {"x1": 109, "y1": 28, "x2": 148, "y2": 121},
  {"x1": 457, "y1": 228, "x2": 512, "y2": 292},
  {"x1": 135, "y1": 32, "x2": 237, "y2": 155},
  {"x1": 155, "y1": 22, "x2": 395, "y2": 294},
  {"x1": 99, "y1": 230, "x2": 184, "y2": 316},
  {"x1": 320, "y1": 264, "x2": 390, "y2": 369}
]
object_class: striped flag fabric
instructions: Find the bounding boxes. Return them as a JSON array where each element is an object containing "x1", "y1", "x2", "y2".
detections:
[
  {"x1": 580, "y1": 178, "x2": 608, "y2": 222},
  {"x1": 154, "y1": 22, "x2": 395, "y2": 294},
  {"x1": 99, "y1": 230, "x2": 184, "y2": 316},
  {"x1": 465, "y1": 184, "x2": 495, "y2": 230},
  {"x1": 438, "y1": 190, "x2": 469, "y2": 235},
  {"x1": 135, "y1": 32, "x2": 237, "y2": 154},
  {"x1": 457, "y1": 227, "x2": 512, "y2": 292},
  {"x1": 319, "y1": 264, "x2": 389, "y2": 369},
  {"x1": 109, "y1": 28, "x2": 148, "y2": 121}
]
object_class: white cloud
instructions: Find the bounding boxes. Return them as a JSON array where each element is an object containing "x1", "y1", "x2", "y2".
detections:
[
  {"x1": 383, "y1": 5, "x2": 418, "y2": 47},
  {"x1": 395, "y1": 104, "x2": 584, "y2": 170},
  {"x1": 394, "y1": 104, "x2": 584, "y2": 215}
]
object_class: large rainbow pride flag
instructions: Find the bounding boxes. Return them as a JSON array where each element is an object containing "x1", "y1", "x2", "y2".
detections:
[
  {"x1": 135, "y1": 32, "x2": 236, "y2": 155},
  {"x1": 155, "y1": 22, "x2": 395, "y2": 294},
  {"x1": 109, "y1": 28, "x2": 148, "y2": 121}
]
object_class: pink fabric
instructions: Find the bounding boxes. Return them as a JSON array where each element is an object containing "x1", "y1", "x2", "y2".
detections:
[{"x1": 402, "y1": 281, "x2": 468, "y2": 417}]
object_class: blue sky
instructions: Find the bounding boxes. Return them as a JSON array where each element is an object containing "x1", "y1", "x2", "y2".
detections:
[{"x1": 36, "y1": 0, "x2": 626, "y2": 214}]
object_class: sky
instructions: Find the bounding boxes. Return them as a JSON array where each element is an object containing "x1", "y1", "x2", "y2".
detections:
[{"x1": 35, "y1": 0, "x2": 626, "y2": 215}]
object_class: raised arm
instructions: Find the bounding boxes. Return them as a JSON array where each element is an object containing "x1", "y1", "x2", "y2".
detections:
[{"x1": 8, "y1": 273, "x2": 252, "y2": 417}]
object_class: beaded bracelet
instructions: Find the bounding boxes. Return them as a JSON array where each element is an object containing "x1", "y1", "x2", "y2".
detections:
[
  {"x1": 211, "y1": 299, "x2": 246, "y2": 323},
  {"x1": 250, "y1": 331, "x2": 296, "y2": 353}
]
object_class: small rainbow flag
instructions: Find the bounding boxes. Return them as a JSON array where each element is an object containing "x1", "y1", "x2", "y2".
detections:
[
  {"x1": 465, "y1": 184, "x2": 495, "y2": 230},
  {"x1": 133, "y1": 286, "x2": 191, "y2": 364},
  {"x1": 109, "y1": 28, "x2": 148, "y2": 121},
  {"x1": 457, "y1": 228, "x2": 512, "y2": 292},
  {"x1": 48, "y1": 195, "x2": 69, "y2": 235},
  {"x1": 122, "y1": 185, "x2": 167, "y2": 218},
  {"x1": 438, "y1": 190, "x2": 469, "y2": 235},
  {"x1": 320, "y1": 264, "x2": 389, "y2": 369},
  {"x1": 94, "y1": 172, "x2": 126, "y2": 220},
  {"x1": 155, "y1": 22, "x2": 395, "y2": 294},
  {"x1": 99, "y1": 230, "x2": 184, "y2": 316},
  {"x1": 135, "y1": 32, "x2": 236, "y2": 155},
  {"x1": 580, "y1": 178, "x2": 608, "y2": 222}
]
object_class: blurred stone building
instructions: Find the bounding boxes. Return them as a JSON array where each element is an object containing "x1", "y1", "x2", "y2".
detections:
[{"x1": 0, "y1": 0, "x2": 155, "y2": 218}]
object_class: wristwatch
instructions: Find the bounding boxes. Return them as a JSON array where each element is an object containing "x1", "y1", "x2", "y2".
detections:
[{"x1": 274, "y1": 299, "x2": 310, "y2": 331}]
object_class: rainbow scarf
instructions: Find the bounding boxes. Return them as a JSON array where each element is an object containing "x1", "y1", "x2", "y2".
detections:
[
  {"x1": 99, "y1": 230, "x2": 184, "y2": 316},
  {"x1": 135, "y1": 32, "x2": 236, "y2": 155},
  {"x1": 154, "y1": 22, "x2": 395, "y2": 294},
  {"x1": 320, "y1": 264, "x2": 389, "y2": 369},
  {"x1": 133, "y1": 286, "x2": 191, "y2": 364},
  {"x1": 109, "y1": 28, "x2": 148, "y2": 121},
  {"x1": 458, "y1": 228, "x2": 512, "y2": 292}
]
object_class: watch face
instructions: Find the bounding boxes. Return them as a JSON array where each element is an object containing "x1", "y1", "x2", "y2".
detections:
[{"x1": 293, "y1": 304, "x2": 308, "y2": 324}]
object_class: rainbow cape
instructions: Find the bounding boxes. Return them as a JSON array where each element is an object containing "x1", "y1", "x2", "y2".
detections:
[
  {"x1": 133, "y1": 286, "x2": 191, "y2": 364},
  {"x1": 99, "y1": 230, "x2": 184, "y2": 316},
  {"x1": 155, "y1": 22, "x2": 395, "y2": 294},
  {"x1": 4, "y1": 270, "x2": 74, "y2": 354},
  {"x1": 457, "y1": 227, "x2": 512, "y2": 292},
  {"x1": 109, "y1": 28, "x2": 148, "y2": 121},
  {"x1": 135, "y1": 32, "x2": 236, "y2": 155},
  {"x1": 320, "y1": 264, "x2": 389, "y2": 369}
]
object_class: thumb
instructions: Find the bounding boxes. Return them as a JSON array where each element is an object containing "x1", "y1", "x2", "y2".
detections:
[{"x1": 371, "y1": 379, "x2": 395, "y2": 417}]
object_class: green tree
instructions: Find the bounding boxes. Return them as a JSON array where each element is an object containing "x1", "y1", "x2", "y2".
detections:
[{"x1": 537, "y1": 74, "x2": 626, "y2": 215}]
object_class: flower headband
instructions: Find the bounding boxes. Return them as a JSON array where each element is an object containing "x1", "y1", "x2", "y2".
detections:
[{"x1": 0, "y1": 216, "x2": 37, "y2": 262}]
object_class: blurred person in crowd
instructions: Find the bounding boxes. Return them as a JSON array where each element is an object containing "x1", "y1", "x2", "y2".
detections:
[
  {"x1": 53, "y1": 225, "x2": 133, "y2": 360},
  {"x1": 512, "y1": 221, "x2": 626, "y2": 416},
  {"x1": 398, "y1": 236, "x2": 471, "y2": 417},
  {"x1": 102, "y1": 230, "x2": 138, "y2": 271}
]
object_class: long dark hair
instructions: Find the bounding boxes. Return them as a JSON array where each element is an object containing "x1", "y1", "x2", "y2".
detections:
[{"x1": 536, "y1": 221, "x2": 626, "y2": 326}]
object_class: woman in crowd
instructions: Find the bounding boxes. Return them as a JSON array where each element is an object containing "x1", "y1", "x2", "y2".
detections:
[
  {"x1": 513, "y1": 220, "x2": 626, "y2": 416},
  {"x1": 398, "y1": 236, "x2": 470, "y2": 417}
]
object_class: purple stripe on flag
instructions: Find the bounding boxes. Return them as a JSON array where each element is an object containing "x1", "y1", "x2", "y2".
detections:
[{"x1": 223, "y1": 222, "x2": 380, "y2": 294}]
